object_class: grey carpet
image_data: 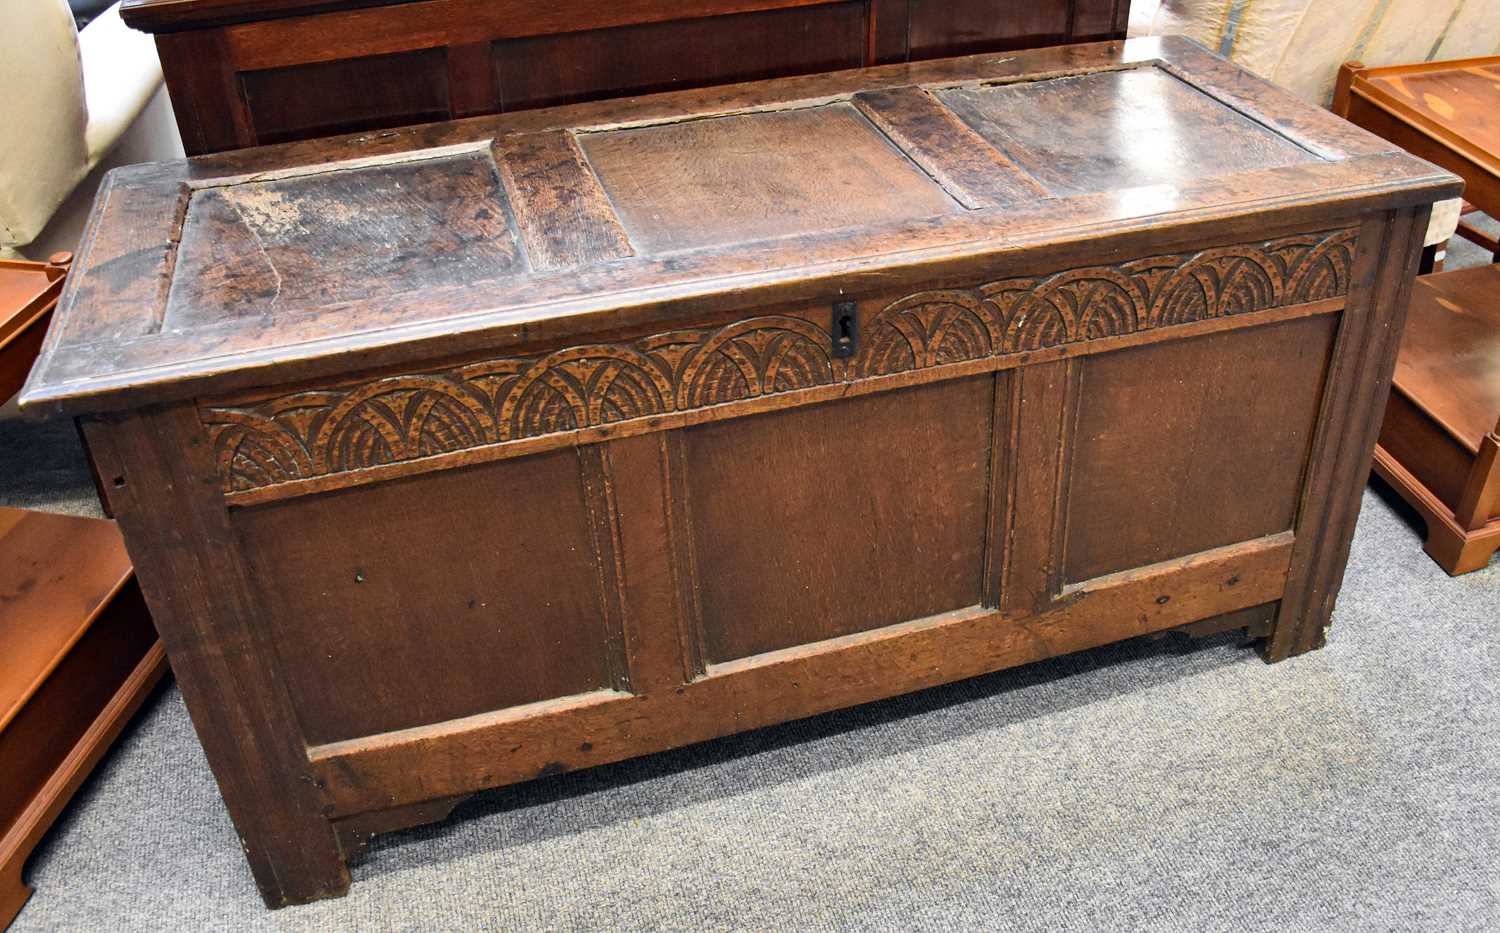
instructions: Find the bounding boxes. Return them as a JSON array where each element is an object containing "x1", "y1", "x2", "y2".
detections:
[
  {"x1": 5, "y1": 227, "x2": 1500, "y2": 930},
  {"x1": 1446, "y1": 212, "x2": 1499, "y2": 270},
  {"x1": 0, "y1": 400, "x2": 103, "y2": 518}
]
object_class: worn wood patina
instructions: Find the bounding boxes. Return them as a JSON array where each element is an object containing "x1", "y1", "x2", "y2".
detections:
[{"x1": 21, "y1": 37, "x2": 1459, "y2": 908}]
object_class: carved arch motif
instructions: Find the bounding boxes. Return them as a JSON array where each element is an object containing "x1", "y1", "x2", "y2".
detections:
[{"x1": 204, "y1": 227, "x2": 1358, "y2": 493}]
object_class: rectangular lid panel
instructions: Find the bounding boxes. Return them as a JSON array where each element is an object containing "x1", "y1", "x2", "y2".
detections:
[
  {"x1": 577, "y1": 103, "x2": 964, "y2": 254},
  {"x1": 19, "y1": 37, "x2": 1461, "y2": 415},
  {"x1": 164, "y1": 150, "x2": 521, "y2": 331},
  {"x1": 938, "y1": 68, "x2": 1322, "y2": 197}
]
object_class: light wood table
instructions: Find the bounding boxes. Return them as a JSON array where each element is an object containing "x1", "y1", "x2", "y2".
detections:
[
  {"x1": 1336, "y1": 56, "x2": 1500, "y2": 266},
  {"x1": 0, "y1": 256, "x2": 167, "y2": 929},
  {"x1": 1335, "y1": 57, "x2": 1500, "y2": 573}
]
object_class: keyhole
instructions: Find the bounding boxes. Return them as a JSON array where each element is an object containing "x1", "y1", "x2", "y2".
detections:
[{"x1": 831, "y1": 301, "x2": 858, "y2": 358}]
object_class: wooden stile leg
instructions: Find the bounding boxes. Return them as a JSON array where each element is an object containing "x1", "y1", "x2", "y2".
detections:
[
  {"x1": 1265, "y1": 206, "x2": 1430, "y2": 661},
  {"x1": 79, "y1": 407, "x2": 348, "y2": 908},
  {"x1": 994, "y1": 360, "x2": 1079, "y2": 616}
]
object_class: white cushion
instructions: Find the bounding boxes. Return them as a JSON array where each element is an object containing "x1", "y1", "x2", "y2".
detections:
[
  {"x1": 0, "y1": 0, "x2": 88, "y2": 250},
  {"x1": 1426, "y1": 197, "x2": 1463, "y2": 248},
  {"x1": 79, "y1": 2, "x2": 165, "y2": 165},
  {"x1": 1148, "y1": 0, "x2": 1500, "y2": 105}
]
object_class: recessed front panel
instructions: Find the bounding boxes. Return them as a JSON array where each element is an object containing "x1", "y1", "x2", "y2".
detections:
[
  {"x1": 241, "y1": 49, "x2": 452, "y2": 145},
  {"x1": 494, "y1": 3, "x2": 868, "y2": 110},
  {"x1": 578, "y1": 103, "x2": 962, "y2": 253},
  {"x1": 683, "y1": 377, "x2": 992, "y2": 663},
  {"x1": 1064, "y1": 313, "x2": 1338, "y2": 583},
  {"x1": 939, "y1": 67, "x2": 1321, "y2": 197},
  {"x1": 235, "y1": 451, "x2": 616, "y2": 744}
]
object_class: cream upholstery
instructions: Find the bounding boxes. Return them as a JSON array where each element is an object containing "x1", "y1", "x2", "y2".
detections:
[
  {"x1": 1132, "y1": 0, "x2": 1498, "y2": 251},
  {"x1": 0, "y1": 0, "x2": 180, "y2": 258},
  {"x1": 1137, "y1": 1, "x2": 1500, "y2": 106},
  {"x1": 0, "y1": 0, "x2": 88, "y2": 253},
  {"x1": 79, "y1": 3, "x2": 166, "y2": 166}
]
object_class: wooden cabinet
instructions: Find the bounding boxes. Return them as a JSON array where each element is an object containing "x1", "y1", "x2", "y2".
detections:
[
  {"x1": 120, "y1": 0, "x2": 1129, "y2": 154},
  {"x1": 19, "y1": 37, "x2": 1457, "y2": 908},
  {"x1": 1333, "y1": 57, "x2": 1500, "y2": 573},
  {"x1": 0, "y1": 258, "x2": 168, "y2": 929},
  {"x1": 1374, "y1": 265, "x2": 1500, "y2": 574}
]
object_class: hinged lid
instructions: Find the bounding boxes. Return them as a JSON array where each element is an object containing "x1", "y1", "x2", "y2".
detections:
[{"x1": 20, "y1": 36, "x2": 1461, "y2": 416}]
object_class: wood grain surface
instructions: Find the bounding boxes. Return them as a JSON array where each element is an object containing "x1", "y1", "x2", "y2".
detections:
[
  {"x1": 19, "y1": 38, "x2": 1458, "y2": 418},
  {"x1": 1333, "y1": 55, "x2": 1500, "y2": 575},
  {"x1": 38, "y1": 37, "x2": 1455, "y2": 908},
  {"x1": 121, "y1": 0, "x2": 1128, "y2": 153}
]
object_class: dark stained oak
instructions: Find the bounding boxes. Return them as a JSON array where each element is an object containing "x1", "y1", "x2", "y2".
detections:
[
  {"x1": 493, "y1": 132, "x2": 635, "y2": 271},
  {"x1": 938, "y1": 68, "x2": 1319, "y2": 198},
  {"x1": 850, "y1": 87, "x2": 1051, "y2": 209},
  {"x1": 577, "y1": 104, "x2": 962, "y2": 253},
  {"x1": 19, "y1": 38, "x2": 1458, "y2": 908},
  {"x1": 241, "y1": 48, "x2": 451, "y2": 145},
  {"x1": 906, "y1": 0, "x2": 1070, "y2": 57},
  {"x1": 122, "y1": 0, "x2": 1130, "y2": 155},
  {"x1": 492, "y1": 3, "x2": 869, "y2": 112}
]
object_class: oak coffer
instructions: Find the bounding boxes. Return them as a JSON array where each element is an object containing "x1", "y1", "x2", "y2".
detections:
[{"x1": 20, "y1": 37, "x2": 1459, "y2": 907}]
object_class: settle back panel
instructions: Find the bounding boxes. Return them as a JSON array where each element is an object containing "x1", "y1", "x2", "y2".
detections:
[
  {"x1": 121, "y1": 0, "x2": 1129, "y2": 154},
  {"x1": 21, "y1": 38, "x2": 1457, "y2": 907}
]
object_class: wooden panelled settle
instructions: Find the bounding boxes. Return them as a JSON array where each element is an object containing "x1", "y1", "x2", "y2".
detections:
[
  {"x1": 121, "y1": 0, "x2": 1130, "y2": 155},
  {"x1": 20, "y1": 38, "x2": 1458, "y2": 907}
]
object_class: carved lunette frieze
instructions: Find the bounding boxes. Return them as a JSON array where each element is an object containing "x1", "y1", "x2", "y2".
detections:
[{"x1": 203, "y1": 227, "x2": 1357, "y2": 493}]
